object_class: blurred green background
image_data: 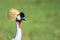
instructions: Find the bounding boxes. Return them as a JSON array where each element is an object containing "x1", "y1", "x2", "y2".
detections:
[{"x1": 0, "y1": 0, "x2": 60, "y2": 40}]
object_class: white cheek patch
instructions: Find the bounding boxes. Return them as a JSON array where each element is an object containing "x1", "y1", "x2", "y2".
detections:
[{"x1": 17, "y1": 15, "x2": 21, "y2": 20}]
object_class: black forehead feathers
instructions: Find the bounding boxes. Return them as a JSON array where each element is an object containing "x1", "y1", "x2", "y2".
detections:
[{"x1": 20, "y1": 12, "x2": 25, "y2": 17}]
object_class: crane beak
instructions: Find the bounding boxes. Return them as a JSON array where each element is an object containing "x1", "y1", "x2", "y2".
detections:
[{"x1": 22, "y1": 17, "x2": 26, "y2": 21}]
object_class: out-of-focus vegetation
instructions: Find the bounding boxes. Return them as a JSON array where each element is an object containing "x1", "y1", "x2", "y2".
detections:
[{"x1": 0, "y1": 0, "x2": 60, "y2": 40}]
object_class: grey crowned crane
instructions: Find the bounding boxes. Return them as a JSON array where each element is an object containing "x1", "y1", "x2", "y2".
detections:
[{"x1": 12, "y1": 12, "x2": 25, "y2": 40}]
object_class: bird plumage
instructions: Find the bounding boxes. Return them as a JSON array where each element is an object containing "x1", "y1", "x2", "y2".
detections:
[{"x1": 11, "y1": 12, "x2": 25, "y2": 40}]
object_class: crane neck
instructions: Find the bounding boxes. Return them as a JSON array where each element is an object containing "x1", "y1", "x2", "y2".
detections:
[{"x1": 16, "y1": 21, "x2": 21, "y2": 29}]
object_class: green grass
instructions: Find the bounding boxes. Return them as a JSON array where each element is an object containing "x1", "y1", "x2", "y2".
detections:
[{"x1": 0, "y1": 0, "x2": 60, "y2": 40}]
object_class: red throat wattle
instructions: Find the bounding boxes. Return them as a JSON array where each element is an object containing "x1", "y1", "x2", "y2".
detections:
[{"x1": 17, "y1": 22, "x2": 21, "y2": 28}]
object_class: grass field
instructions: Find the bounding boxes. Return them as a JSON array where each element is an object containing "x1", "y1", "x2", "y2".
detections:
[{"x1": 0, "y1": 0, "x2": 60, "y2": 40}]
